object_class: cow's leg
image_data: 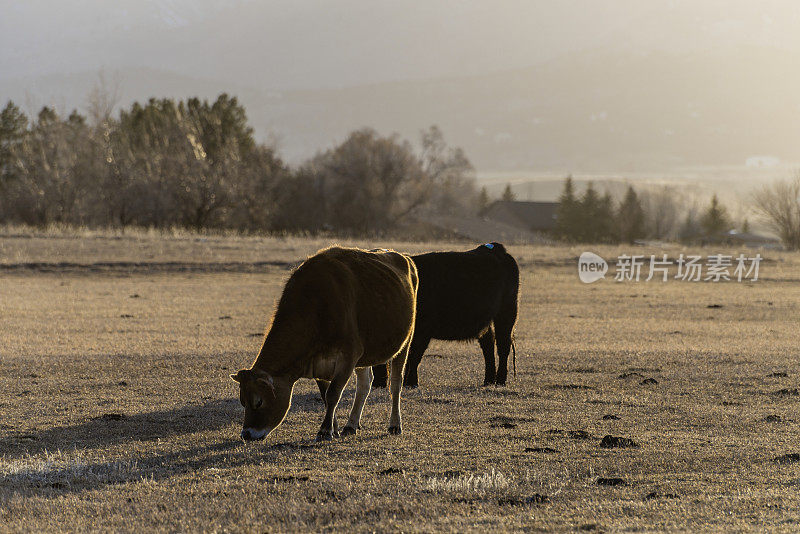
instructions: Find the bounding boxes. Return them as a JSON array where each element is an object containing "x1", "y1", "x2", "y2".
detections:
[
  {"x1": 315, "y1": 379, "x2": 339, "y2": 435},
  {"x1": 316, "y1": 372, "x2": 350, "y2": 441},
  {"x1": 342, "y1": 367, "x2": 373, "y2": 437},
  {"x1": 371, "y1": 363, "x2": 389, "y2": 388},
  {"x1": 494, "y1": 302, "x2": 518, "y2": 386},
  {"x1": 315, "y1": 379, "x2": 328, "y2": 401},
  {"x1": 402, "y1": 334, "x2": 430, "y2": 389},
  {"x1": 389, "y1": 341, "x2": 410, "y2": 434},
  {"x1": 478, "y1": 327, "x2": 496, "y2": 386}
]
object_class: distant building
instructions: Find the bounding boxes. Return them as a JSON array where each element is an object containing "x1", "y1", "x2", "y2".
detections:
[
  {"x1": 746, "y1": 156, "x2": 781, "y2": 168},
  {"x1": 483, "y1": 200, "x2": 559, "y2": 233},
  {"x1": 718, "y1": 230, "x2": 782, "y2": 249},
  {"x1": 415, "y1": 213, "x2": 548, "y2": 244}
]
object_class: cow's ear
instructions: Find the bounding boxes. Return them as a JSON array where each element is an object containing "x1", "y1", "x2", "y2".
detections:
[{"x1": 230, "y1": 370, "x2": 248, "y2": 383}]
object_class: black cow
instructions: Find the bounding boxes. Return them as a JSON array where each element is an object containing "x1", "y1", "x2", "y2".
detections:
[{"x1": 373, "y1": 242, "x2": 519, "y2": 388}]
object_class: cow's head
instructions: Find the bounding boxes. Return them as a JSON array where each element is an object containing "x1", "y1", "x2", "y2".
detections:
[{"x1": 230, "y1": 368, "x2": 293, "y2": 441}]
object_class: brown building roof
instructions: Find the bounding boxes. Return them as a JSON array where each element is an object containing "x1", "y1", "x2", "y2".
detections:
[{"x1": 484, "y1": 201, "x2": 559, "y2": 232}]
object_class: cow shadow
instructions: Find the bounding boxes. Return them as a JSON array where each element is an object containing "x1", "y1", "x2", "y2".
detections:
[
  {"x1": 0, "y1": 439, "x2": 247, "y2": 496},
  {"x1": 1, "y1": 425, "x2": 389, "y2": 498},
  {"x1": 0, "y1": 398, "x2": 243, "y2": 459},
  {"x1": 0, "y1": 389, "x2": 333, "y2": 461},
  {"x1": 0, "y1": 387, "x2": 389, "y2": 499}
]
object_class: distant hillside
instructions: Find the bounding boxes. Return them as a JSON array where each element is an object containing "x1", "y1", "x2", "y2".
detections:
[
  {"x1": 253, "y1": 46, "x2": 799, "y2": 171},
  {"x1": 2, "y1": 46, "x2": 798, "y2": 172}
]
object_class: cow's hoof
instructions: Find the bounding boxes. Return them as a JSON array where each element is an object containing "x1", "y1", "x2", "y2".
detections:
[
  {"x1": 388, "y1": 426, "x2": 402, "y2": 435},
  {"x1": 372, "y1": 381, "x2": 388, "y2": 388},
  {"x1": 316, "y1": 431, "x2": 334, "y2": 442},
  {"x1": 341, "y1": 426, "x2": 358, "y2": 437},
  {"x1": 403, "y1": 383, "x2": 418, "y2": 389},
  {"x1": 495, "y1": 379, "x2": 507, "y2": 387},
  {"x1": 483, "y1": 380, "x2": 495, "y2": 387}
]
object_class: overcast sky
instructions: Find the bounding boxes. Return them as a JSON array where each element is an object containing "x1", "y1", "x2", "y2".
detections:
[
  {"x1": 2, "y1": 1, "x2": 799, "y2": 172},
  {"x1": 2, "y1": 0, "x2": 799, "y2": 90}
]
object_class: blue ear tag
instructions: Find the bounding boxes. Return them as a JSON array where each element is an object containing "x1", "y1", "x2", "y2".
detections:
[{"x1": 484, "y1": 243, "x2": 494, "y2": 249}]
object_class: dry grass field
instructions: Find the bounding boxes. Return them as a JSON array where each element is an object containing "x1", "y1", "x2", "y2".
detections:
[{"x1": 2, "y1": 230, "x2": 800, "y2": 532}]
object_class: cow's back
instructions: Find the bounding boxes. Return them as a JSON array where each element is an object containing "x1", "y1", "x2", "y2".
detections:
[
  {"x1": 282, "y1": 247, "x2": 417, "y2": 366},
  {"x1": 412, "y1": 245, "x2": 518, "y2": 340}
]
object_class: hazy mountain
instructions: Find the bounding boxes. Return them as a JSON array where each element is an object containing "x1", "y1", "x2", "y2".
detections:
[
  {"x1": 2, "y1": 0, "x2": 799, "y2": 172},
  {"x1": 4, "y1": 0, "x2": 798, "y2": 88},
  {"x1": 260, "y1": 45, "x2": 800, "y2": 171}
]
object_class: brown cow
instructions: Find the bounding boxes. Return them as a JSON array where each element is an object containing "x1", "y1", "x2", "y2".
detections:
[{"x1": 231, "y1": 246, "x2": 418, "y2": 442}]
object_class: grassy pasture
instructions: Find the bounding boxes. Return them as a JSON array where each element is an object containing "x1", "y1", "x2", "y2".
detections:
[{"x1": 1, "y1": 233, "x2": 800, "y2": 532}]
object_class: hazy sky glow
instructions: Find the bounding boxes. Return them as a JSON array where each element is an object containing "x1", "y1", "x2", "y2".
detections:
[
  {"x1": 1, "y1": 0, "x2": 798, "y2": 172},
  {"x1": 2, "y1": 0, "x2": 800, "y2": 89}
]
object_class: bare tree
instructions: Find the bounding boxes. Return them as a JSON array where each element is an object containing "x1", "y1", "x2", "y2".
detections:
[
  {"x1": 752, "y1": 174, "x2": 800, "y2": 250},
  {"x1": 86, "y1": 70, "x2": 121, "y2": 127},
  {"x1": 311, "y1": 128, "x2": 427, "y2": 233},
  {"x1": 418, "y1": 125, "x2": 476, "y2": 215},
  {"x1": 640, "y1": 186, "x2": 681, "y2": 240}
]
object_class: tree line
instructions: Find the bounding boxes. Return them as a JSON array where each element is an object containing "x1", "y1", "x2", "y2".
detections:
[
  {"x1": 553, "y1": 176, "x2": 736, "y2": 244},
  {"x1": 3, "y1": 91, "x2": 798, "y2": 249},
  {"x1": 0, "y1": 95, "x2": 478, "y2": 234}
]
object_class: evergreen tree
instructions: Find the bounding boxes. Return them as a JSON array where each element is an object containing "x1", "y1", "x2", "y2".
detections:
[
  {"x1": 501, "y1": 183, "x2": 515, "y2": 202},
  {"x1": 0, "y1": 101, "x2": 28, "y2": 183},
  {"x1": 742, "y1": 218, "x2": 750, "y2": 233},
  {"x1": 555, "y1": 175, "x2": 580, "y2": 241},
  {"x1": 596, "y1": 190, "x2": 616, "y2": 243},
  {"x1": 578, "y1": 182, "x2": 600, "y2": 242},
  {"x1": 678, "y1": 209, "x2": 702, "y2": 244},
  {"x1": 617, "y1": 185, "x2": 645, "y2": 244},
  {"x1": 477, "y1": 186, "x2": 490, "y2": 215},
  {"x1": 183, "y1": 94, "x2": 256, "y2": 165},
  {"x1": 112, "y1": 95, "x2": 261, "y2": 228},
  {"x1": 37, "y1": 106, "x2": 58, "y2": 126},
  {"x1": 699, "y1": 194, "x2": 731, "y2": 236}
]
